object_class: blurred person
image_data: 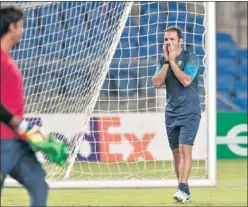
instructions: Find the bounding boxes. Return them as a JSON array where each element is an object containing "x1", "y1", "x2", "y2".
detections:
[{"x1": 0, "y1": 5, "x2": 56, "y2": 207}]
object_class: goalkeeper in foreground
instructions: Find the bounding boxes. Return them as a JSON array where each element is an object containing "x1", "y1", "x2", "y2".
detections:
[
  {"x1": 0, "y1": 5, "x2": 68, "y2": 206},
  {"x1": 152, "y1": 27, "x2": 201, "y2": 203}
]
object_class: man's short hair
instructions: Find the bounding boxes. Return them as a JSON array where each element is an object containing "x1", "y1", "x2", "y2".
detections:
[
  {"x1": 164, "y1": 27, "x2": 183, "y2": 39},
  {"x1": 0, "y1": 5, "x2": 24, "y2": 38}
]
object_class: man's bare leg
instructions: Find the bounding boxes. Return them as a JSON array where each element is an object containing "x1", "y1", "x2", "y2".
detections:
[
  {"x1": 179, "y1": 144, "x2": 193, "y2": 184},
  {"x1": 177, "y1": 144, "x2": 193, "y2": 198},
  {"x1": 172, "y1": 148, "x2": 180, "y2": 180},
  {"x1": 173, "y1": 144, "x2": 193, "y2": 203}
]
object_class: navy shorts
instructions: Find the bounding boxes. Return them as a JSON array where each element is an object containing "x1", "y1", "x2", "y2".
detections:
[
  {"x1": 0, "y1": 139, "x2": 46, "y2": 189},
  {"x1": 165, "y1": 113, "x2": 201, "y2": 149}
]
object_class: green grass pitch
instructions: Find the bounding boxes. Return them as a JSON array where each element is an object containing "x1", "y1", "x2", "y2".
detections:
[{"x1": 1, "y1": 159, "x2": 247, "y2": 206}]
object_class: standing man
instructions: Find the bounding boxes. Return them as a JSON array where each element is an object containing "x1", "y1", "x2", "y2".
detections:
[
  {"x1": 0, "y1": 5, "x2": 50, "y2": 206},
  {"x1": 152, "y1": 27, "x2": 201, "y2": 203}
]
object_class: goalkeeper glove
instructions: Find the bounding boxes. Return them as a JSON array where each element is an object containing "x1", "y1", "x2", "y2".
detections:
[{"x1": 17, "y1": 119, "x2": 69, "y2": 166}]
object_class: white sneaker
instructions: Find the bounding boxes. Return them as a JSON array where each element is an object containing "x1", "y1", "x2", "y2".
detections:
[
  {"x1": 173, "y1": 189, "x2": 192, "y2": 203},
  {"x1": 173, "y1": 189, "x2": 180, "y2": 203},
  {"x1": 173, "y1": 189, "x2": 182, "y2": 203},
  {"x1": 182, "y1": 193, "x2": 192, "y2": 203}
]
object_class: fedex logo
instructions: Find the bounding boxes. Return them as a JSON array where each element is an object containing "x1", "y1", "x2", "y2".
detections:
[
  {"x1": 98, "y1": 116, "x2": 155, "y2": 161},
  {"x1": 25, "y1": 115, "x2": 156, "y2": 162}
]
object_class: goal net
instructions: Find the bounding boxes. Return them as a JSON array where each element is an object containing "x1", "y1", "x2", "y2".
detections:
[{"x1": 4, "y1": 2, "x2": 216, "y2": 188}]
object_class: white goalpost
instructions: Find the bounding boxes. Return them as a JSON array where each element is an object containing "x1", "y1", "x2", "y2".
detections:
[{"x1": 4, "y1": 1, "x2": 216, "y2": 189}]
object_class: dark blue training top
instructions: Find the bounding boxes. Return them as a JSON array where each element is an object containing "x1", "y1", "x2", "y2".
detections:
[{"x1": 155, "y1": 50, "x2": 201, "y2": 117}]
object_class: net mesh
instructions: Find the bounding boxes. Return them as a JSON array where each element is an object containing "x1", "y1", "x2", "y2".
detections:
[{"x1": 6, "y1": 2, "x2": 208, "y2": 183}]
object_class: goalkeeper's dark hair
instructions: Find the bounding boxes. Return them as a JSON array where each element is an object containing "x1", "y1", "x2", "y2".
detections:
[
  {"x1": 164, "y1": 27, "x2": 183, "y2": 39},
  {"x1": 0, "y1": 5, "x2": 24, "y2": 38}
]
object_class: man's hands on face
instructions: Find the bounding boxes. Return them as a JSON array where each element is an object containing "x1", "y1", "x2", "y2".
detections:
[
  {"x1": 168, "y1": 43, "x2": 178, "y2": 63},
  {"x1": 163, "y1": 43, "x2": 169, "y2": 61}
]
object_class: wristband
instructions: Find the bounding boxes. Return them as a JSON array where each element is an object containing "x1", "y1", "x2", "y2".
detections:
[
  {"x1": 164, "y1": 60, "x2": 170, "y2": 64},
  {"x1": 0, "y1": 104, "x2": 14, "y2": 126}
]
